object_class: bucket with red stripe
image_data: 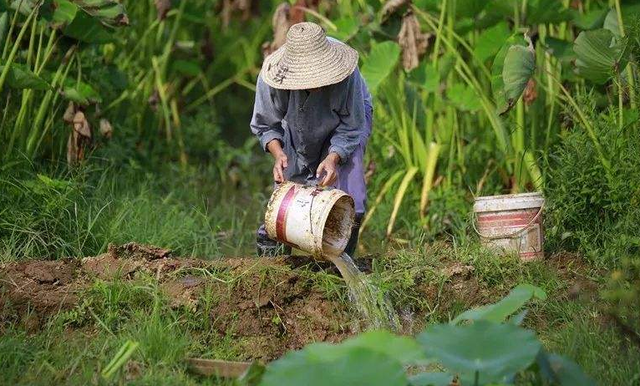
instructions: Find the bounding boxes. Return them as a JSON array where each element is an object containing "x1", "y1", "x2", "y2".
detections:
[
  {"x1": 473, "y1": 192, "x2": 545, "y2": 261},
  {"x1": 265, "y1": 181, "x2": 355, "y2": 258}
]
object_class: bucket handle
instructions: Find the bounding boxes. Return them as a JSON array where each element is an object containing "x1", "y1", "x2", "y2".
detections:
[{"x1": 472, "y1": 203, "x2": 544, "y2": 240}]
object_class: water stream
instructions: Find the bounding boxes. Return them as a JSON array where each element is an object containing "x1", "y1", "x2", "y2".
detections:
[{"x1": 327, "y1": 252, "x2": 400, "y2": 331}]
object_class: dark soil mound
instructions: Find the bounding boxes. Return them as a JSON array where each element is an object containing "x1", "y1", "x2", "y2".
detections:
[{"x1": 0, "y1": 243, "x2": 352, "y2": 360}]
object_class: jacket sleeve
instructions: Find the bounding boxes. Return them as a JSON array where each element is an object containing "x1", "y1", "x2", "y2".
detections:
[
  {"x1": 328, "y1": 71, "x2": 366, "y2": 163},
  {"x1": 250, "y1": 75, "x2": 286, "y2": 152}
]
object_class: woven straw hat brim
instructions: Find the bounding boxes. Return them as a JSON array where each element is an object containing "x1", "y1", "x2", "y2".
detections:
[{"x1": 261, "y1": 39, "x2": 359, "y2": 90}]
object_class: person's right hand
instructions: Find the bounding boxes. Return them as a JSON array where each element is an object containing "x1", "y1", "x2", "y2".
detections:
[{"x1": 273, "y1": 153, "x2": 288, "y2": 183}]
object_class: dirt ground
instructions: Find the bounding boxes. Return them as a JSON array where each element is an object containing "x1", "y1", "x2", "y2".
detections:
[
  {"x1": 0, "y1": 243, "x2": 598, "y2": 361},
  {"x1": 0, "y1": 243, "x2": 355, "y2": 360}
]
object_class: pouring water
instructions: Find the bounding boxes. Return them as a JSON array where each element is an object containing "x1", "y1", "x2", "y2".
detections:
[
  {"x1": 265, "y1": 182, "x2": 400, "y2": 331},
  {"x1": 327, "y1": 252, "x2": 400, "y2": 331}
]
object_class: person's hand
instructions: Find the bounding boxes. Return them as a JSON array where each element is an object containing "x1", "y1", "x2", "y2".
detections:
[
  {"x1": 316, "y1": 152, "x2": 341, "y2": 187},
  {"x1": 267, "y1": 140, "x2": 288, "y2": 183},
  {"x1": 273, "y1": 153, "x2": 288, "y2": 183}
]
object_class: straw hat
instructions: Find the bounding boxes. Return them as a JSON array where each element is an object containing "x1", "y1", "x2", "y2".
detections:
[{"x1": 261, "y1": 22, "x2": 359, "y2": 90}]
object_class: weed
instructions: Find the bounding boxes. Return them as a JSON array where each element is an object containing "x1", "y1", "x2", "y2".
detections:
[{"x1": 545, "y1": 94, "x2": 640, "y2": 266}]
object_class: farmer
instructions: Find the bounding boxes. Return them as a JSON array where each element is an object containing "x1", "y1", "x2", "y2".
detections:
[{"x1": 251, "y1": 22, "x2": 373, "y2": 257}]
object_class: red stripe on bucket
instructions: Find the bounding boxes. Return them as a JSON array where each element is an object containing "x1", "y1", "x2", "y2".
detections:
[
  {"x1": 275, "y1": 185, "x2": 297, "y2": 243},
  {"x1": 478, "y1": 211, "x2": 538, "y2": 222}
]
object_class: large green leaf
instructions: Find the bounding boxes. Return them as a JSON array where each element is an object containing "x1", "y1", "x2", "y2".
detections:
[
  {"x1": 473, "y1": 22, "x2": 511, "y2": 63},
  {"x1": 330, "y1": 17, "x2": 359, "y2": 41},
  {"x1": 447, "y1": 83, "x2": 481, "y2": 112},
  {"x1": 574, "y1": 28, "x2": 629, "y2": 84},
  {"x1": 503, "y1": 43, "x2": 536, "y2": 102},
  {"x1": 571, "y1": 8, "x2": 608, "y2": 30},
  {"x1": 451, "y1": 284, "x2": 546, "y2": 325},
  {"x1": 603, "y1": 5, "x2": 640, "y2": 37},
  {"x1": 525, "y1": 0, "x2": 572, "y2": 25},
  {"x1": 361, "y1": 41, "x2": 401, "y2": 94},
  {"x1": 491, "y1": 34, "x2": 535, "y2": 115},
  {"x1": 0, "y1": 63, "x2": 50, "y2": 90},
  {"x1": 456, "y1": 0, "x2": 487, "y2": 19},
  {"x1": 2, "y1": 0, "x2": 36, "y2": 15},
  {"x1": 41, "y1": 0, "x2": 78, "y2": 27},
  {"x1": 72, "y1": 0, "x2": 128, "y2": 27},
  {"x1": 57, "y1": 0, "x2": 128, "y2": 42},
  {"x1": 417, "y1": 321, "x2": 541, "y2": 384},
  {"x1": 63, "y1": 9, "x2": 114, "y2": 43},
  {"x1": 337, "y1": 330, "x2": 425, "y2": 364},
  {"x1": 259, "y1": 344, "x2": 407, "y2": 386},
  {"x1": 62, "y1": 80, "x2": 101, "y2": 104},
  {"x1": 603, "y1": 9, "x2": 622, "y2": 37},
  {"x1": 545, "y1": 37, "x2": 576, "y2": 63},
  {"x1": 407, "y1": 62, "x2": 440, "y2": 93}
]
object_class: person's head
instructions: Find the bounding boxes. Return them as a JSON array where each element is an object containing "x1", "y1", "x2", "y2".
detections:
[{"x1": 260, "y1": 22, "x2": 358, "y2": 91}]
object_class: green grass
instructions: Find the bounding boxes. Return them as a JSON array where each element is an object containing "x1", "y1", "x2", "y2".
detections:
[
  {"x1": 541, "y1": 299, "x2": 640, "y2": 385},
  {"x1": 0, "y1": 130, "x2": 637, "y2": 385},
  {"x1": 2, "y1": 241, "x2": 638, "y2": 385},
  {"x1": 0, "y1": 155, "x2": 268, "y2": 261}
]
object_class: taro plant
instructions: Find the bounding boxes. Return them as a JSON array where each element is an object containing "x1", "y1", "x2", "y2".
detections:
[
  {"x1": 0, "y1": 0, "x2": 129, "y2": 162},
  {"x1": 243, "y1": 284, "x2": 596, "y2": 386},
  {"x1": 331, "y1": 0, "x2": 640, "y2": 238}
]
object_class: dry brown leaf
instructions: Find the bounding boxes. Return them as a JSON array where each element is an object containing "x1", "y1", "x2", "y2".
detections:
[
  {"x1": 570, "y1": 0, "x2": 582, "y2": 9},
  {"x1": 66, "y1": 133, "x2": 77, "y2": 165},
  {"x1": 289, "y1": 0, "x2": 307, "y2": 24},
  {"x1": 238, "y1": 0, "x2": 252, "y2": 20},
  {"x1": 72, "y1": 111, "x2": 91, "y2": 138},
  {"x1": 523, "y1": 78, "x2": 538, "y2": 106},
  {"x1": 221, "y1": 0, "x2": 256, "y2": 27},
  {"x1": 237, "y1": 0, "x2": 251, "y2": 10},
  {"x1": 118, "y1": 14, "x2": 130, "y2": 26},
  {"x1": 63, "y1": 102, "x2": 75, "y2": 123},
  {"x1": 381, "y1": 0, "x2": 409, "y2": 22},
  {"x1": 221, "y1": 0, "x2": 232, "y2": 28},
  {"x1": 263, "y1": 1, "x2": 307, "y2": 57},
  {"x1": 65, "y1": 104, "x2": 90, "y2": 165},
  {"x1": 154, "y1": 0, "x2": 171, "y2": 20},
  {"x1": 364, "y1": 160, "x2": 376, "y2": 184},
  {"x1": 272, "y1": 2, "x2": 291, "y2": 49},
  {"x1": 398, "y1": 12, "x2": 428, "y2": 71},
  {"x1": 99, "y1": 119, "x2": 113, "y2": 139}
]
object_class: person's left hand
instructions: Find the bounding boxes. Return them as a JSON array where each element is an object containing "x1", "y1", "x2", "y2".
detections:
[{"x1": 316, "y1": 152, "x2": 341, "y2": 187}]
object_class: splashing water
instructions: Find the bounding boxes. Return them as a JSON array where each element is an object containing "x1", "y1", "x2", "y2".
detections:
[{"x1": 327, "y1": 252, "x2": 400, "y2": 331}]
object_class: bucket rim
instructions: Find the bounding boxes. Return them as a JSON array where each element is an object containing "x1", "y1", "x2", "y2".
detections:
[
  {"x1": 316, "y1": 194, "x2": 355, "y2": 257},
  {"x1": 473, "y1": 192, "x2": 545, "y2": 213}
]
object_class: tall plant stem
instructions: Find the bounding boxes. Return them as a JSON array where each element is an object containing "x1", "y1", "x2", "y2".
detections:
[
  {"x1": 26, "y1": 48, "x2": 75, "y2": 158},
  {"x1": 0, "y1": 5, "x2": 37, "y2": 95},
  {"x1": 613, "y1": 0, "x2": 637, "y2": 109},
  {"x1": 431, "y1": 0, "x2": 447, "y2": 68}
]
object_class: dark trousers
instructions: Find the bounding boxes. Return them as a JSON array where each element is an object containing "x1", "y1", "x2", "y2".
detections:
[{"x1": 256, "y1": 212, "x2": 364, "y2": 257}]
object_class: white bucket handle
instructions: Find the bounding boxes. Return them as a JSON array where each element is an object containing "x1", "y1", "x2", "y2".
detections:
[{"x1": 472, "y1": 203, "x2": 544, "y2": 240}]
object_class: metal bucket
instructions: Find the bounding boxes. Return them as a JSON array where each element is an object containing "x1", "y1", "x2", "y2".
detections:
[
  {"x1": 473, "y1": 192, "x2": 545, "y2": 261},
  {"x1": 265, "y1": 181, "x2": 355, "y2": 258}
]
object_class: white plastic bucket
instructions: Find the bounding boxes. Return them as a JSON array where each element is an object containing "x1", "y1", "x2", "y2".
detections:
[
  {"x1": 265, "y1": 181, "x2": 355, "y2": 258},
  {"x1": 473, "y1": 192, "x2": 545, "y2": 261}
]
